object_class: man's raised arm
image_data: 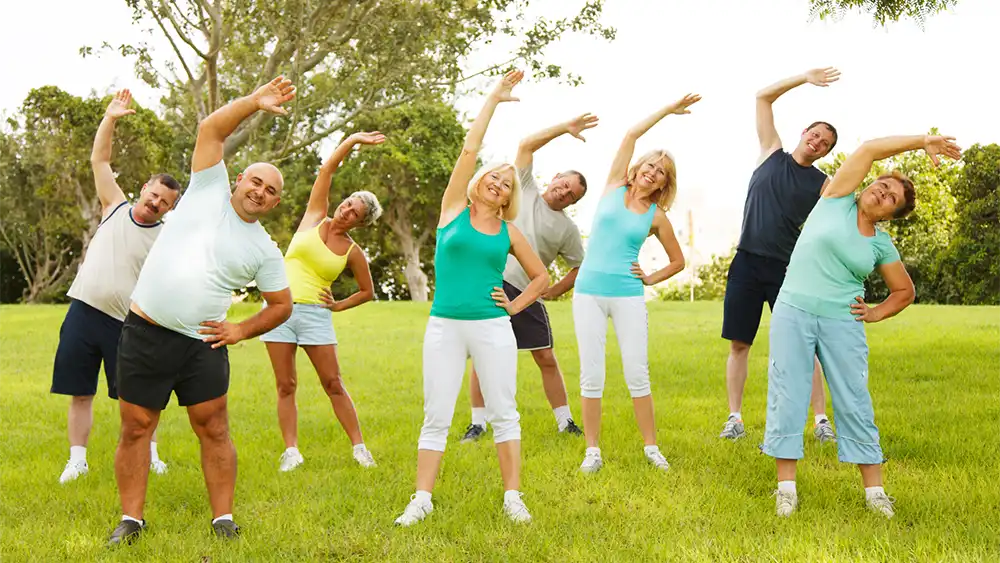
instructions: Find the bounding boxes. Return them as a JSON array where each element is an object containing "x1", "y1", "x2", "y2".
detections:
[
  {"x1": 91, "y1": 89, "x2": 135, "y2": 214},
  {"x1": 514, "y1": 113, "x2": 598, "y2": 170},
  {"x1": 755, "y1": 67, "x2": 840, "y2": 164},
  {"x1": 191, "y1": 76, "x2": 296, "y2": 173}
]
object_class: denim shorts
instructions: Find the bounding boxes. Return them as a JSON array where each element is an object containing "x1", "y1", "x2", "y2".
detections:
[{"x1": 260, "y1": 303, "x2": 337, "y2": 346}]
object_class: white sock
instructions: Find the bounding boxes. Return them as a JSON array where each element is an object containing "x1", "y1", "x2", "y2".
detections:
[
  {"x1": 471, "y1": 408, "x2": 487, "y2": 427},
  {"x1": 150, "y1": 441, "x2": 160, "y2": 461},
  {"x1": 777, "y1": 480, "x2": 796, "y2": 494},
  {"x1": 69, "y1": 445, "x2": 87, "y2": 463},
  {"x1": 414, "y1": 490, "x2": 432, "y2": 505},
  {"x1": 643, "y1": 445, "x2": 660, "y2": 456},
  {"x1": 212, "y1": 514, "x2": 233, "y2": 524},
  {"x1": 815, "y1": 414, "x2": 828, "y2": 425},
  {"x1": 503, "y1": 489, "x2": 522, "y2": 504},
  {"x1": 585, "y1": 446, "x2": 601, "y2": 457},
  {"x1": 352, "y1": 443, "x2": 368, "y2": 454},
  {"x1": 729, "y1": 412, "x2": 742, "y2": 421},
  {"x1": 865, "y1": 486, "x2": 885, "y2": 500},
  {"x1": 121, "y1": 515, "x2": 142, "y2": 524},
  {"x1": 553, "y1": 406, "x2": 572, "y2": 431}
]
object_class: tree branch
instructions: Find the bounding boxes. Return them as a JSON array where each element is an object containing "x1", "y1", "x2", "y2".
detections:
[{"x1": 153, "y1": 0, "x2": 208, "y2": 59}]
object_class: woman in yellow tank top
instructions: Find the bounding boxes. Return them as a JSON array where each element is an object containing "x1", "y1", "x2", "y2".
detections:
[{"x1": 260, "y1": 131, "x2": 385, "y2": 472}]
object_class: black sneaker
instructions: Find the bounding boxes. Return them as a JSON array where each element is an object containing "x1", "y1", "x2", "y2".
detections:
[
  {"x1": 107, "y1": 518, "x2": 146, "y2": 547},
  {"x1": 460, "y1": 424, "x2": 487, "y2": 443},
  {"x1": 562, "y1": 419, "x2": 583, "y2": 436},
  {"x1": 212, "y1": 518, "x2": 241, "y2": 539}
]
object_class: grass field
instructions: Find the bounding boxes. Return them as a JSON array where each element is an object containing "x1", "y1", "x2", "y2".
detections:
[{"x1": 1, "y1": 301, "x2": 998, "y2": 562}]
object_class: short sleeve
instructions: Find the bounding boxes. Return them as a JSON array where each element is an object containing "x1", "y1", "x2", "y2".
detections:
[
  {"x1": 254, "y1": 241, "x2": 289, "y2": 293},
  {"x1": 517, "y1": 163, "x2": 539, "y2": 195},
  {"x1": 187, "y1": 160, "x2": 230, "y2": 195},
  {"x1": 560, "y1": 222, "x2": 585, "y2": 268},
  {"x1": 874, "y1": 232, "x2": 901, "y2": 266}
]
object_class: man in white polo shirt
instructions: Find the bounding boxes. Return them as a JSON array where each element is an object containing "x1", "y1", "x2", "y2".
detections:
[
  {"x1": 106, "y1": 77, "x2": 296, "y2": 547},
  {"x1": 460, "y1": 113, "x2": 596, "y2": 442},
  {"x1": 51, "y1": 89, "x2": 181, "y2": 484}
]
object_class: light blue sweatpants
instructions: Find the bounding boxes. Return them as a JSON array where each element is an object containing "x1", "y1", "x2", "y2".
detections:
[{"x1": 762, "y1": 300, "x2": 883, "y2": 464}]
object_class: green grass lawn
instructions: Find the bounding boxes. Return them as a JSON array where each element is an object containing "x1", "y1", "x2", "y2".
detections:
[{"x1": 1, "y1": 301, "x2": 998, "y2": 562}]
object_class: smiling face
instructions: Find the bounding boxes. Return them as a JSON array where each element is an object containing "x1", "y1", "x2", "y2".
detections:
[
  {"x1": 795, "y1": 123, "x2": 837, "y2": 163},
  {"x1": 859, "y1": 175, "x2": 910, "y2": 221},
  {"x1": 474, "y1": 166, "x2": 515, "y2": 210},
  {"x1": 132, "y1": 179, "x2": 180, "y2": 223},
  {"x1": 233, "y1": 163, "x2": 283, "y2": 219},
  {"x1": 542, "y1": 172, "x2": 586, "y2": 211},
  {"x1": 333, "y1": 196, "x2": 368, "y2": 229}
]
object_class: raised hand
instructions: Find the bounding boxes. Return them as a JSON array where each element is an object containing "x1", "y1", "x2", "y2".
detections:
[
  {"x1": 668, "y1": 93, "x2": 702, "y2": 115},
  {"x1": 350, "y1": 131, "x2": 387, "y2": 146},
  {"x1": 566, "y1": 113, "x2": 599, "y2": 142},
  {"x1": 490, "y1": 69, "x2": 524, "y2": 104},
  {"x1": 106, "y1": 89, "x2": 136, "y2": 119},
  {"x1": 254, "y1": 76, "x2": 297, "y2": 115},
  {"x1": 804, "y1": 67, "x2": 841, "y2": 87},
  {"x1": 923, "y1": 135, "x2": 962, "y2": 167}
]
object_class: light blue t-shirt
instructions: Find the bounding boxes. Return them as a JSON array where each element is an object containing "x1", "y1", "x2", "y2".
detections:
[
  {"x1": 779, "y1": 194, "x2": 901, "y2": 320},
  {"x1": 575, "y1": 186, "x2": 656, "y2": 297},
  {"x1": 131, "y1": 160, "x2": 288, "y2": 340}
]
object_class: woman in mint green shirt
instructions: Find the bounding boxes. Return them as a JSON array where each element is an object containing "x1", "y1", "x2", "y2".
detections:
[
  {"x1": 762, "y1": 134, "x2": 962, "y2": 520},
  {"x1": 572, "y1": 94, "x2": 699, "y2": 475},
  {"x1": 393, "y1": 70, "x2": 549, "y2": 527}
]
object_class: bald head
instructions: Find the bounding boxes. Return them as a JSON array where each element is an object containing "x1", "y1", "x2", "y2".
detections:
[
  {"x1": 243, "y1": 162, "x2": 284, "y2": 192},
  {"x1": 232, "y1": 161, "x2": 284, "y2": 221}
]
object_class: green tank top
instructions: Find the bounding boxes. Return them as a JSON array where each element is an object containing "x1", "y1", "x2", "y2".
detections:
[{"x1": 430, "y1": 207, "x2": 511, "y2": 320}]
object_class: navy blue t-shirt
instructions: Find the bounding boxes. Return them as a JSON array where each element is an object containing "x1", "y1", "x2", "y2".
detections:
[{"x1": 737, "y1": 150, "x2": 827, "y2": 262}]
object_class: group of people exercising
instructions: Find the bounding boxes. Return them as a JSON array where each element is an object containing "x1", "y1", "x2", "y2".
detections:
[{"x1": 48, "y1": 66, "x2": 962, "y2": 545}]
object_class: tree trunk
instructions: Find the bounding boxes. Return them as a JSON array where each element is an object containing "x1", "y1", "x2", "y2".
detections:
[{"x1": 385, "y1": 203, "x2": 429, "y2": 301}]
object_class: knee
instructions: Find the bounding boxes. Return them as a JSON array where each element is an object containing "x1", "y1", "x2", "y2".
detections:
[
  {"x1": 276, "y1": 374, "x2": 297, "y2": 398},
  {"x1": 193, "y1": 413, "x2": 230, "y2": 443},
  {"x1": 730, "y1": 340, "x2": 751, "y2": 357},
  {"x1": 71, "y1": 395, "x2": 95, "y2": 407},
  {"x1": 533, "y1": 349, "x2": 558, "y2": 370},
  {"x1": 322, "y1": 374, "x2": 346, "y2": 398},
  {"x1": 120, "y1": 413, "x2": 155, "y2": 443}
]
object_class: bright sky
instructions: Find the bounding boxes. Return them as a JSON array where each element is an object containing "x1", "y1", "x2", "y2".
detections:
[{"x1": 3, "y1": 0, "x2": 997, "y2": 283}]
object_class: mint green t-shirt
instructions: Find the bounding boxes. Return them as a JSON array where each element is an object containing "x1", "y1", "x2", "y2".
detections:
[{"x1": 778, "y1": 194, "x2": 901, "y2": 320}]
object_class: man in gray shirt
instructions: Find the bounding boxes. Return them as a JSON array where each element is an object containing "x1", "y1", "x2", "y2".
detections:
[{"x1": 460, "y1": 113, "x2": 597, "y2": 441}]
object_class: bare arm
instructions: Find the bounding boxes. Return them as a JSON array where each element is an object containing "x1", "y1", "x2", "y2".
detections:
[
  {"x1": 493, "y1": 226, "x2": 549, "y2": 315},
  {"x1": 299, "y1": 131, "x2": 386, "y2": 231},
  {"x1": 319, "y1": 246, "x2": 375, "y2": 313},
  {"x1": 631, "y1": 211, "x2": 685, "y2": 286},
  {"x1": 606, "y1": 94, "x2": 701, "y2": 193},
  {"x1": 755, "y1": 68, "x2": 839, "y2": 164},
  {"x1": 91, "y1": 90, "x2": 135, "y2": 214},
  {"x1": 440, "y1": 70, "x2": 523, "y2": 225},
  {"x1": 541, "y1": 267, "x2": 579, "y2": 300},
  {"x1": 191, "y1": 76, "x2": 296, "y2": 173},
  {"x1": 850, "y1": 261, "x2": 915, "y2": 323},
  {"x1": 514, "y1": 113, "x2": 598, "y2": 170},
  {"x1": 823, "y1": 134, "x2": 962, "y2": 199},
  {"x1": 197, "y1": 288, "x2": 293, "y2": 349}
]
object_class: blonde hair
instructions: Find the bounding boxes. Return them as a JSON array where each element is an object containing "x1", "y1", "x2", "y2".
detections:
[
  {"x1": 466, "y1": 162, "x2": 521, "y2": 221},
  {"x1": 626, "y1": 149, "x2": 678, "y2": 210},
  {"x1": 349, "y1": 190, "x2": 383, "y2": 226}
]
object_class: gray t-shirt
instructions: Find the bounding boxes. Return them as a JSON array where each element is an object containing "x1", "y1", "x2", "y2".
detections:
[
  {"x1": 503, "y1": 163, "x2": 585, "y2": 292},
  {"x1": 66, "y1": 202, "x2": 163, "y2": 321}
]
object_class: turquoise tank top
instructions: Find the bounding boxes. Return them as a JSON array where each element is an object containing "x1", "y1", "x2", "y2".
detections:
[
  {"x1": 576, "y1": 186, "x2": 656, "y2": 297},
  {"x1": 430, "y1": 207, "x2": 511, "y2": 320}
]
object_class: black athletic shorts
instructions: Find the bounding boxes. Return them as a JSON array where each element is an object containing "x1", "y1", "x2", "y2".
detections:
[
  {"x1": 116, "y1": 312, "x2": 230, "y2": 410},
  {"x1": 722, "y1": 250, "x2": 789, "y2": 345},
  {"x1": 51, "y1": 299, "x2": 124, "y2": 399},
  {"x1": 504, "y1": 281, "x2": 553, "y2": 351}
]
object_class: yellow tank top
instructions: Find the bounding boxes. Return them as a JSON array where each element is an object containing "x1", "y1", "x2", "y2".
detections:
[{"x1": 284, "y1": 221, "x2": 354, "y2": 304}]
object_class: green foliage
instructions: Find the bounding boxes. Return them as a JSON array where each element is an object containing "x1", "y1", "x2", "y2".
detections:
[
  {"x1": 657, "y1": 248, "x2": 735, "y2": 301},
  {"x1": 808, "y1": 0, "x2": 958, "y2": 25}
]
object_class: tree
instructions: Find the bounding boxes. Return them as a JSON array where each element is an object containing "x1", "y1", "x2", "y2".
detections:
[
  {"x1": 935, "y1": 144, "x2": 999, "y2": 304},
  {"x1": 808, "y1": 0, "x2": 959, "y2": 25},
  {"x1": 656, "y1": 247, "x2": 735, "y2": 301},
  {"x1": 0, "y1": 87, "x2": 181, "y2": 302}
]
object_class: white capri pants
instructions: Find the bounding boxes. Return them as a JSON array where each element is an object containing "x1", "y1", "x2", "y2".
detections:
[
  {"x1": 572, "y1": 293, "x2": 651, "y2": 399},
  {"x1": 418, "y1": 315, "x2": 520, "y2": 452}
]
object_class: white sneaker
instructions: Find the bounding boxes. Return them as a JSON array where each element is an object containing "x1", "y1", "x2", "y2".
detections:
[
  {"x1": 150, "y1": 458, "x2": 168, "y2": 475},
  {"x1": 775, "y1": 489, "x2": 798, "y2": 517},
  {"x1": 645, "y1": 449, "x2": 670, "y2": 471},
  {"x1": 278, "y1": 448, "x2": 304, "y2": 472},
  {"x1": 353, "y1": 448, "x2": 376, "y2": 468},
  {"x1": 394, "y1": 494, "x2": 433, "y2": 526},
  {"x1": 59, "y1": 459, "x2": 88, "y2": 484},
  {"x1": 580, "y1": 451, "x2": 603, "y2": 474},
  {"x1": 503, "y1": 492, "x2": 532, "y2": 523},
  {"x1": 867, "y1": 492, "x2": 896, "y2": 519}
]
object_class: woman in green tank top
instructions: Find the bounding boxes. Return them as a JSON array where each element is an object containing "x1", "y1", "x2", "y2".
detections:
[
  {"x1": 260, "y1": 131, "x2": 386, "y2": 472},
  {"x1": 394, "y1": 70, "x2": 550, "y2": 527}
]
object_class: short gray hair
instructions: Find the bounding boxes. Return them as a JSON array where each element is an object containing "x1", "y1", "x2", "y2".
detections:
[{"x1": 350, "y1": 190, "x2": 383, "y2": 226}]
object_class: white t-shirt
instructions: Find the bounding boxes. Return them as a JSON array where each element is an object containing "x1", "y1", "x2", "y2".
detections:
[
  {"x1": 131, "y1": 160, "x2": 288, "y2": 340},
  {"x1": 67, "y1": 202, "x2": 163, "y2": 321},
  {"x1": 503, "y1": 163, "x2": 585, "y2": 292}
]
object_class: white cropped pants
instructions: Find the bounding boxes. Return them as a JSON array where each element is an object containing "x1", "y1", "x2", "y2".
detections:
[
  {"x1": 418, "y1": 316, "x2": 520, "y2": 451},
  {"x1": 572, "y1": 293, "x2": 651, "y2": 399}
]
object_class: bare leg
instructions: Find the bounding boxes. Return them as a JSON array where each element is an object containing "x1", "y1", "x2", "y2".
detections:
[
  {"x1": 68, "y1": 395, "x2": 95, "y2": 447},
  {"x1": 581, "y1": 397, "x2": 601, "y2": 448},
  {"x1": 809, "y1": 357, "x2": 827, "y2": 417},
  {"x1": 266, "y1": 342, "x2": 299, "y2": 448},
  {"x1": 187, "y1": 396, "x2": 235, "y2": 519},
  {"x1": 115, "y1": 400, "x2": 161, "y2": 519},
  {"x1": 726, "y1": 340, "x2": 752, "y2": 413},
  {"x1": 415, "y1": 449, "x2": 445, "y2": 492},
  {"x1": 631, "y1": 394, "x2": 657, "y2": 446},
  {"x1": 531, "y1": 348, "x2": 569, "y2": 410},
  {"x1": 495, "y1": 440, "x2": 521, "y2": 491},
  {"x1": 303, "y1": 345, "x2": 363, "y2": 445},
  {"x1": 858, "y1": 464, "x2": 883, "y2": 488},
  {"x1": 776, "y1": 458, "x2": 797, "y2": 482}
]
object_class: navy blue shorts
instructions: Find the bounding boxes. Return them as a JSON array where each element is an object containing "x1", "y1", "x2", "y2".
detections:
[
  {"x1": 722, "y1": 250, "x2": 789, "y2": 345},
  {"x1": 51, "y1": 299, "x2": 124, "y2": 398},
  {"x1": 504, "y1": 282, "x2": 553, "y2": 350}
]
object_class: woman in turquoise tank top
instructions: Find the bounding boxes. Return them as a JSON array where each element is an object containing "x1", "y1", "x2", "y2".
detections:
[
  {"x1": 762, "y1": 133, "x2": 961, "y2": 519},
  {"x1": 573, "y1": 93, "x2": 701, "y2": 475},
  {"x1": 394, "y1": 71, "x2": 549, "y2": 527},
  {"x1": 260, "y1": 131, "x2": 386, "y2": 472}
]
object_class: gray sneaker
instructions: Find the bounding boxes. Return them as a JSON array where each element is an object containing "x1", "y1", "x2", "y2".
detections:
[
  {"x1": 775, "y1": 489, "x2": 798, "y2": 517},
  {"x1": 719, "y1": 416, "x2": 745, "y2": 440},
  {"x1": 867, "y1": 492, "x2": 896, "y2": 519},
  {"x1": 813, "y1": 419, "x2": 837, "y2": 443},
  {"x1": 460, "y1": 424, "x2": 487, "y2": 443}
]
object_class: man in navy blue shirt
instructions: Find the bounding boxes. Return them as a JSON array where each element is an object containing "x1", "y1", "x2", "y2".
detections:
[{"x1": 720, "y1": 68, "x2": 841, "y2": 441}]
